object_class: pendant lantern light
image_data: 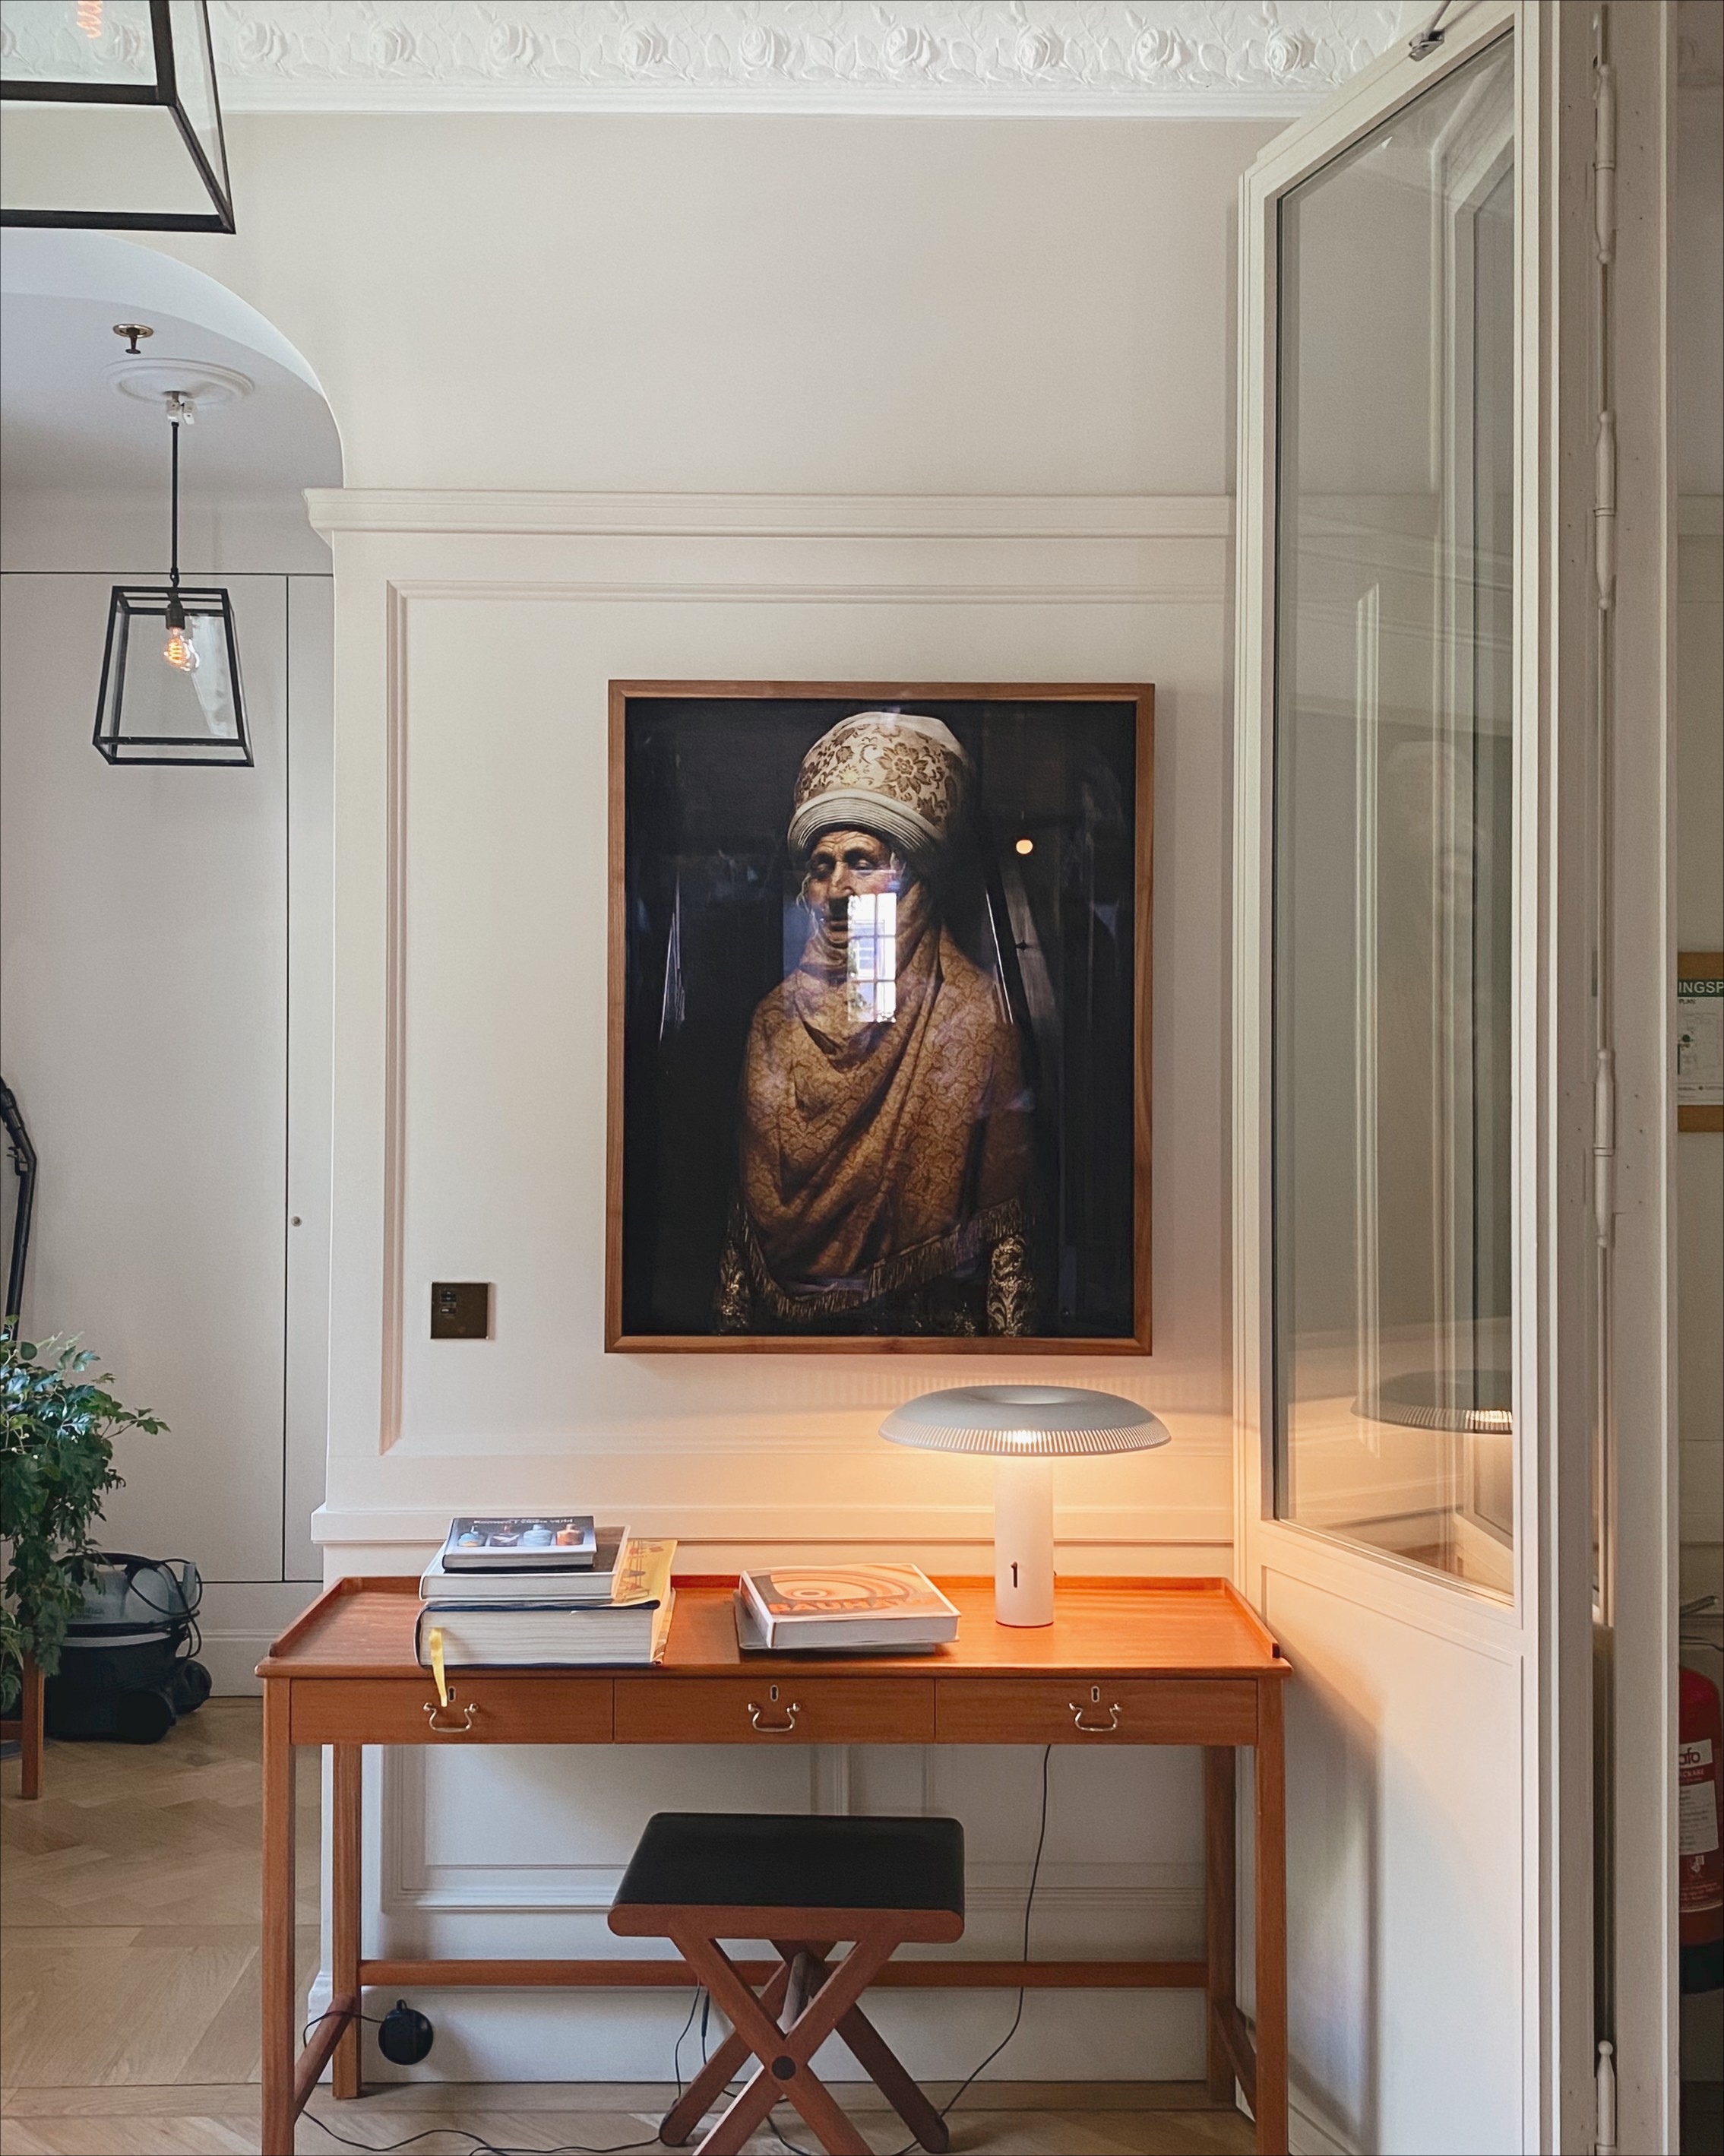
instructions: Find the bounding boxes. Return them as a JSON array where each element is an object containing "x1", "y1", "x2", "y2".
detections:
[
  {"x1": 0, "y1": 1, "x2": 234, "y2": 233},
  {"x1": 93, "y1": 392, "x2": 251, "y2": 767}
]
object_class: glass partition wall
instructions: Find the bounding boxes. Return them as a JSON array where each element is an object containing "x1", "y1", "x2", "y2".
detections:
[{"x1": 1273, "y1": 35, "x2": 1517, "y2": 1591}]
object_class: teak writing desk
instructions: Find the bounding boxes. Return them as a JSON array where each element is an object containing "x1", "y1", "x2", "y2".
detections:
[{"x1": 258, "y1": 1575, "x2": 1291, "y2": 2155}]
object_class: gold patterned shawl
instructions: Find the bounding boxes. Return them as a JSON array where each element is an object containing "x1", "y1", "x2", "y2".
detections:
[{"x1": 732, "y1": 888, "x2": 1032, "y2": 1318}]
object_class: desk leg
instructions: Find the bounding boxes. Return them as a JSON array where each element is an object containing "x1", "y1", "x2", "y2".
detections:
[
  {"x1": 1254, "y1": 1683, "x2": 1289, "y2": 2156},
  {"x1": 1204, "y1": 1746, "x2": 1238, "y2": 2104},
  {"x1": 261, "y1": 1683, "x2": 296, "y2": 2156},
  {"x1": 332, "y1": 1746, "x2": 362, "y2": 2100}
]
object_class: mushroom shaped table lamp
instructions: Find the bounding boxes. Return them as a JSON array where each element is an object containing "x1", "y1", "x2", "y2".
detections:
[{"x1": 881, "y1": 1385, "x2": 1170, "y2": 1627}]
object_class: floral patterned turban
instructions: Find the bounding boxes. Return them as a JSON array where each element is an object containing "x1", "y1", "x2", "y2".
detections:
[{"x1": 786, "y1": 711, "x2": 972, "y2": 868}]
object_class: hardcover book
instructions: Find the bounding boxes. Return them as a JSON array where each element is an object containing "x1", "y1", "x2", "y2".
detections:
[
  {"x1": 737, "y1": 1563, "x2": 960, "y2": 1651},
  {"x1": 439, "y1": 1515, "x2": 596, "y2": 1570},
  {"x1": 420, "y1": 1528, "x2": 636, "y2": 1603},
  {"x1": 417, "y1": 1541, "x2": 676, "y2": 1667}
]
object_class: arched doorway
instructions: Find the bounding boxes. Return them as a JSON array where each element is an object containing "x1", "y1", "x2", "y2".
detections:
[{"x1": 1, "y1": 229, "x2": 342, "y2": 1680}]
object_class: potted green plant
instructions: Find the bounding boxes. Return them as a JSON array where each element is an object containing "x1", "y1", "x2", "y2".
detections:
[{"x1": 0, "y1": 1335, "x2": 163, "y2": 1715}]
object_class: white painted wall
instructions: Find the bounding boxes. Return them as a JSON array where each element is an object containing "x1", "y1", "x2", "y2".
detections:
[
  {"x1": 165, "y1": 112, "x2": 1271, "y2": 495},
  {"x1": 308, "y1": 489, "x2": 1238, "y2": 2085},
  {"x1": 0, "y1": 520, "x2": 334, "y2": 1689},
  {"x1": 1, "y1": 230, "x2": 344, "y2": 1689},
  {"x1": 140, "y1": 109, "x2": 1277, "y2": 2084}
]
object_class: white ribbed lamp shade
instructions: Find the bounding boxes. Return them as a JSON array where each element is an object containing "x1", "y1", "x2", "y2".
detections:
[
  {"x1": 879, "y1": 1385, "x2": 1169, "y2": 1457},
  {"x1": 881, "y1": 1387, "x2": 1170, "y2": 1629}
]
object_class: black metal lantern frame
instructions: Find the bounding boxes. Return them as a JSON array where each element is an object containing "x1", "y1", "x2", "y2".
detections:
[
  {"x1": 93, "y1": 403, "x2": 252, "y2": 767},
  {"x1": 93, "y1": 585, "x2": 250, "y2": 765},
  {"x1": 2, "y1": 0, "x2": 234, "y2": 233}
]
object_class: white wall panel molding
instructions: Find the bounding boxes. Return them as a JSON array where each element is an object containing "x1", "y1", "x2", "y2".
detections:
[
  {"x1": 323, "y1": 499, "x2": 1235, "y2": 1489},
  {"x1": 306, "y1": 491, "x2": 1234, "y2": 540},
  {"x1": 376, "y1": 571, "x2": 1223, "y2": 608},
  {"x1": 321, "y1": 486, "x2": 1238, "y2": 2079},
  {"x1": 369, "y1": 1745, "x2": 1185, "y2": 1923},
  {"x1": 0, "y1": 4, "x2": 1407, "y2": 117},
  {"x1": 313, "y1": 1499, "x2": 1232, "y2": 1552},
  {"x1": 388, "y1": 1853, "x2": 1204, "y2": 1924},
  {"x1": 1257, "y1": 1543, "x2": 1522, "y2": 1665},
  {"x1": 383, "y1": 1746, "x2": 844, "y2": 1915}
]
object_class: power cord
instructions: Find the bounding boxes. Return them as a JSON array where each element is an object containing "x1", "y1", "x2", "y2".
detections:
[
  {"x1": 301, "y1": 1753, "x2": 1055, "y2": 2156},
  {"x1": 770, "y1": 1742, "x2": 1055, "y2": 2156},
  {"x1": 302, "y1": 2122, "x2": 663, "y2": 2156},
  {"x1": 299, "y1": 1992, "x2": 701, "y2": 2155}
]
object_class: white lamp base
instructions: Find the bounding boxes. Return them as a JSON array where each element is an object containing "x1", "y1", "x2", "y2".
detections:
[{"x1": 993, "y1": 1453, "x2": 1055, "y2": 1626}]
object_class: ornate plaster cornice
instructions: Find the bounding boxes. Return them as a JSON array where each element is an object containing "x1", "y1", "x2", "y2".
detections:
[{"x1": 0, "y1": 2, "x2": 1415, "y2": 119}]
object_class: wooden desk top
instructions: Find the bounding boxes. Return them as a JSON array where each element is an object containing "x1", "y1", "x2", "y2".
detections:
[{"x1": 260, "y1": 1575, "x2": 1289, "y2": 1682}]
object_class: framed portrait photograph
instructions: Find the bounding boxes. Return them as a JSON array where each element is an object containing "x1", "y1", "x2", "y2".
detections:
[{"x1": 606, "y1": 682, "x2": 1152, "y2": 1352}]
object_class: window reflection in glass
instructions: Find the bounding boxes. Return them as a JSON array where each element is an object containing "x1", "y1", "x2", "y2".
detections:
[
  {"x1": 1273, "y1": 35, "x2": 1517, "y2": 1592},
  {"x1": 846, "y1": 891, "x2": 898, "y2": 1024}
]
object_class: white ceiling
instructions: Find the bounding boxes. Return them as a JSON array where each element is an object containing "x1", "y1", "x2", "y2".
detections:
[{"x1": 0, "y1": 234, "x2": 340, "y2": 502}]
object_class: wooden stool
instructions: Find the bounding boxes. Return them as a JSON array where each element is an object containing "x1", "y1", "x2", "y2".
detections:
[{"x1": 609, "y1": 1810, "x2": 964, "y2": 2156}]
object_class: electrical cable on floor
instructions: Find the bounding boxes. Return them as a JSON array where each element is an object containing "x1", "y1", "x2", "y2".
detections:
[
  {"x1": 302, "y1": 2125, "x2": 665, "y2": 2155},
  {"x1": 770, "y1": 1742, "x2": 1055, "y2": 2156},
  {"x1": 299, "y1": 1990, "x2": 702, "y2": 2156},
  {"x1": 302, "y1": 1752, "x2": 1055, "y2": 2156}
]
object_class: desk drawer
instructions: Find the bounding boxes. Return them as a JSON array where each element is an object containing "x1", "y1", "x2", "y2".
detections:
[
  {"x1": 288, "y1": 1676, "x2": 615, "y2": 1745},
  {"x1": 936, "y1": 1677, "x2": 1257, "y2": 1746},
  {"x1": 613, "y1": 1676, "x2": 935, "y2": 1744}
]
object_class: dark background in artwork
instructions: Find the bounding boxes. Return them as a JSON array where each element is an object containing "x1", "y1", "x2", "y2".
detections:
[{"x1": 619, "y1": 695, "x2": 1140, "y2": 1338}]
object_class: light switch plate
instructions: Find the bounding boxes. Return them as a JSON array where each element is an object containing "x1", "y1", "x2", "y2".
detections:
[{"x1": 430, "y1": 1282, "x2": 491, "y2": 1339}]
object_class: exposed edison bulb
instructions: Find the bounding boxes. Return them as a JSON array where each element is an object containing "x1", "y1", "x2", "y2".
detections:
[
  {"x1": 163, "y1": 622, "x2": 199, "y2": 673},
  {"x1": 1014, "y1": 835, "x2": 1034, "y2": 856},
  {"x1": 78, "y1": 0, "x2": 103, "y2": 37}
]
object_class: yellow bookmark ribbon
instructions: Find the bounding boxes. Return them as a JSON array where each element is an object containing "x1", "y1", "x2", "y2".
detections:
[{"x1": 427, "y1": 1625, "x2": 450, "y2": 1708}]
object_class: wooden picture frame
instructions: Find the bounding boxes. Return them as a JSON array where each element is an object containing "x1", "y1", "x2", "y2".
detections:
[{"x1": 606, "y1": 682, "x2": 1153, "y2": 1353}]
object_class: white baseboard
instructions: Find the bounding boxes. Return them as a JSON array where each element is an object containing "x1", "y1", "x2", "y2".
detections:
[
  {"x1": 1289, "y1": 2092, "x2": 1357, "y2": 2156},
  {"x1": 194, "y1": 1580, "x2": 320, "y2": 1694}
]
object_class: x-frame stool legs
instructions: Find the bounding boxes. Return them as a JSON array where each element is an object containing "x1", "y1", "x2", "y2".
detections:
[{"x1": 661, "y1": 1918, "x2": 936, "y2": 2156}]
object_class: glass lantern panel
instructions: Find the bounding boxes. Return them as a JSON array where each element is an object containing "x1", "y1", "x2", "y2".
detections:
[
  {"x1": 164, "y1": 0, "x2": 227, "y2": 208},
  {"x1": 0, "y1": 2, "x2": 160, "y2": 87},
  {"x1": 0, "y1": 100, "x2": 218, "y2": 223},
  {"x1": 96, "y1": 588, "x2": 250, "y2": 765},
  {"x1": 0, "y1": 2, "x2": 233, "y2": 228}
]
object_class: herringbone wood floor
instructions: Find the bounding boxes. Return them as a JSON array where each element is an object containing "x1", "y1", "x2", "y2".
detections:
[{"x1": 1, "y1": 1703, "x2": 1254, "y2": 2155}]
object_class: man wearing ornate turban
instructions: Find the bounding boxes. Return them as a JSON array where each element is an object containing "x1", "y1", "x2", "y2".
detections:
[{"x1": 713, "y1": 711, "x2": 1036, "y2": 1335}]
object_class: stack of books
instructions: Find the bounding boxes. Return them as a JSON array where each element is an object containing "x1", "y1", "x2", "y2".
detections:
[
  {"x1": 735, "y1": 1562, "x2": 960, "y2": 1653},
  {"x1": 415, "y1": 1518, "x2": 676, "y2": 1670}
]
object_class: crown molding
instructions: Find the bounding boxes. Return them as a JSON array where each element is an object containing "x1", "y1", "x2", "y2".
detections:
[{"x1": 0, "y1": 3, "x2": 1412, "y2": 119}]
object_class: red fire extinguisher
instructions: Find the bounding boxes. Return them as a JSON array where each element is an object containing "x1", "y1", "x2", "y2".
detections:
[{"x1": 1680, "y1": 1605, "x2": 1723, "y2": 1995}]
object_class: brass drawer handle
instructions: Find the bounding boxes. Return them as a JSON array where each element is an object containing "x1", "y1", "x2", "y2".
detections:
[
  {"x1": 748, "y1": 1697, "x2": 801, "y2": 1733},
  {"x1": 1068, "y1": 1695, "x2": 1121, "y2": 1734},
  {"x1": 424, "y1": 1695, "x2": 479, "y2": 1735}
]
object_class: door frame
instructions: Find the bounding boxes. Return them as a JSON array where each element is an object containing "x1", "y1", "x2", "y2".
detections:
[{"x1": 1230, "y1": 5, "x2": 1675, "y2": 2148}]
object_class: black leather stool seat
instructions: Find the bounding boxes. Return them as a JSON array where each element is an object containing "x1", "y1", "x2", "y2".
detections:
[{"x1": 614, "y1": 1811, "x2": 964, "y2": 1917}]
